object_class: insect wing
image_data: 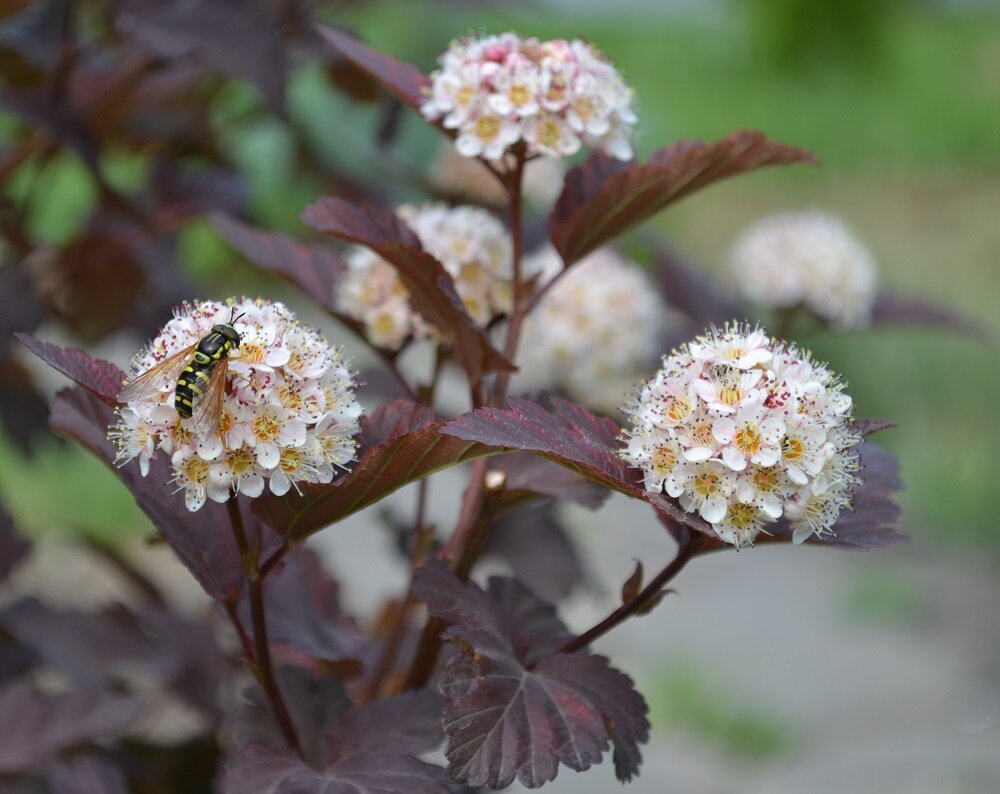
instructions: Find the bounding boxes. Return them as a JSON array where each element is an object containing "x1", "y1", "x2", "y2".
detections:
[
  {"x1": 118, "y1": 344, "x2": 197, "y2": 404},
  {"x1": 192, "y1": 359, "x2": 229, "y2": 439}
]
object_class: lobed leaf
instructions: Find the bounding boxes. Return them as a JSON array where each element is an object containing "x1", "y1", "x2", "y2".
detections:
[
  {"x1": 414, "y1": 562, "x2": 649, "y2": 788},
  {"x1": 16, "y1": 334, "x2": 125, "y2": 406},
  {"x1": 550, "y1": 131, "x2": 818, "y2": 266},
  {"x1": 491, "y1": 452, "x2": 610, "y2": 510},
  {"x1": 301, "y1": 197, "x2": 513, "y2": 381},
  {"x1": 315, "y1": 26, "x2": 430, "y2": 113},
  {"x1": 0, "y1": 679, "x2": 142, "y2": 774}
]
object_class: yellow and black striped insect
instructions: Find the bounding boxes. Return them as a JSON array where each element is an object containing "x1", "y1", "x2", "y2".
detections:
[{"x1": 118, "y1": 308, "x2": 245, "y2": 436}]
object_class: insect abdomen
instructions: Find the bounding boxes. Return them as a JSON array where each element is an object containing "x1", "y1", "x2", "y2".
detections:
[{"x1": 174, "y1": 332, "x2": 232, "y2": 418}]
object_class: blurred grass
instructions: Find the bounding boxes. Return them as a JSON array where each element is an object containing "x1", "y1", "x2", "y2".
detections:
[{"x1": 648, "y1": 660, "x2": 794, "y2": 761}]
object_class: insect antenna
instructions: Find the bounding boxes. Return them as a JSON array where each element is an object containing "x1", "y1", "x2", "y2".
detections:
[{"x1": 229, "y1": 307, "x2": 247, "y2": 325}]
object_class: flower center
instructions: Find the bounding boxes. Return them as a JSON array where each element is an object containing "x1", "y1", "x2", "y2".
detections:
[
  {"x1": 726, "y1": 502, "x2": 758, "y2": 529},
  {"x1": 241, "y1": 342, "x2": 265, "y2": 364},
  {"x1": 456, "y1": 85, "x2": 476, "y2": 107},
  {"x1": 652, "y1": 446, "x2": 677, "y2": 474},
  {"x1": 574, "y1": 97, "x2": 594, "y2": 119},
  {"x1": 692, "y1": 470, "x2": 722, "y2": 498},
  {"x1": 510, "y1": 84, "x2": 531, "y2": 106},
  {"x1": 691, "y1": 418, "x2": 714, "y2": 447},
  {"x1": 719, "y1": 384, "x2": 742, "y2": 406},
  {"x1": 277, "y1": 384, "x2": 302, "y2": 412},
  {"x1": 475, "y1": 115, "x2": 501, "y2": 141},
  {"x1": 782, "y1": 436, "x2": 805, "y2": 461},
  {"x1": 665, "y1": 395, "x2": 692, "y2": 423},
  {"x1": 752, "y1": 468, "x2": 781, "y2": 492},
  {"x1": 183, "y1": 457, "x2": 209, "y2": 485},
  {"x1": 734, "y1": 423, "x2": 761, "y2": 454},
  {"x1": 253, "y1": 413, "x2": 281, "y2": 443},
  {"x1": 279, "y1": 448, "x2": 301, "y2": 473},
  {"x1": 537, "y1": 118, "x2": 562, "y2": 148},
  {"x1": 228, "y1": 449, "x2": 255, "y2": 475}
]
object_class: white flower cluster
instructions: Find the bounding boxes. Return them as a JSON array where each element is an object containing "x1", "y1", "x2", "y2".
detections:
[
  {"x1": 728, "y1": 211, "x2": 878, "y2": 329},
  {"x1": 338, "y1": 203, "x2": 513, "y2": 349},
  {"x1": 421, "y1": 33, "x2": 636, "y2": 161},
  {"x1": 515, "y1": 246, "x2": 670, "y2": 402},
  {"x1": 109, "y1": 299, "x2": 361, "y2": 511},
  {"x1": 622, "y1": 325, "x2": 861, "y2": 548}
]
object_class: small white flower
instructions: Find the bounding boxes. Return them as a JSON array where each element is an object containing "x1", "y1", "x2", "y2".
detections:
[
  {"x1": 423, "y1": 32, "x2": 636, "y2": 161},
  {"x1": 621, "y1": 323, "x2": 862, "y2": 547},
  {"x1": 728, "y1": 211, "x2": 878, "y2": 329},
  {"x1": 109, "y1": 298, "x2": 361, "y2": 511}
]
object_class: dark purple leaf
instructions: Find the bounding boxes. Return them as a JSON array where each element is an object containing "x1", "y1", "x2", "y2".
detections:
[
  {"x1": 253, "y1": 401, "x2": 485, "y2": 542},
  {"x1": 0, "y1": 502, "x2": 29, "y2": 579},
  {"x1": 220, "y1": 742, "x2": 451, "y2": 794},
  {"x1": 244, "y1": 549, "x2": 371, "y2": 666},
  {"x1": 315, "y1": 26, "x2": 430, "y2": 113},
  {"x1": 653, "y1": 243, "x2": 742, "y2": 327},
  {"x1": 871, "y1": 291, "x2": 988, "y2": 337},
  {"x1": 0, "y1": 89, "x2": 97, "y2": 166},
  {"x1": 414, "y1": 562, "x2": 649, "y2": 788},
  {"x1": 325, "y1": 690, "x2": 445, "y2": 763},
  {"x1": 44, "y1": 753, "x2": 129, "y2": 794},
  {"x1": 49, "y1": 386, "x2": 280, "y2": 602},
  {"x1": 550, "y1": 131, "x2": 818, "y2": 265},
  {"x1": 492, "y1": 452, "x2": 609, "y2": 510},
  {"x1": 0, "y1": 679, "x2": 142, "y2": 773},
  {"x1": 212, "y1": 214, "x2": 347, "y2": 318},
  {"x1": 16, "y1": 334, "x2": 124, "y2": 405},
  {"x1": 115, "y1": 0, "x2": 286, "y2": 112},
  {"x1": 484, "y1": 503, "x2": 588, "y2": 603},
  {"x1": 301, "y1": 197, "x2": 512, "y2": 381},
  {"x1": 441, "y1": 395, "x2": 639, "y2": 499},
  {"x1": 0, "y1": 0, "x2": 70, "y2": 74}
]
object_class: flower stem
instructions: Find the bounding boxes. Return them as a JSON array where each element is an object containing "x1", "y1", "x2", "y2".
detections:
[
  {"x1": 226, "y1": 498, "x2": 302, "y2": 756},
  {"x1": 492, "y1": 151, "x2": 527, "y2": 406},
  {"x1": 556, "y1": 533, "x2": 701, "y2": 655}
]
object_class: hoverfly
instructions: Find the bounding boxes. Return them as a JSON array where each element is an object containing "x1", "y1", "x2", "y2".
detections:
[{"x1": 118, "y1": 307, "x2": 245, "y2": 437}]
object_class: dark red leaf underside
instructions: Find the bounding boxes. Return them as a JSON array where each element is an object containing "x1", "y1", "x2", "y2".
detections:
[
  {"x1": 301, "y1": 196, "x2": 512, "y2": 381},
  {"x1": 16, "y1": 333, "x2": 124, "y2": 406},
  {"x1": 212, "y1": 214, "x2": 348, "y2": 319},
  {"x1": 253, "y1": 401, "x2": 483, "y2": 542},
  {"x1": 414, "y1": 562, "x2": 649, "y2": 788},
  {"x1": 315, "y1": 25, "x2": 430, "y2": 113},
  {"x1": 550, "y1": 131, "x2": 818, "y2": 265}
]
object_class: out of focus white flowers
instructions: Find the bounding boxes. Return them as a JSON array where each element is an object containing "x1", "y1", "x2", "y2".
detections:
[
  {"x1": 109, "y1": 299, "x2": 361, "y2": 511},
  {"x1": 421, "y1": 33, "x2": 636, "y2": 161},
  {"x1": 338, "y1": 203, "x2": 513, "y2": 349},
  {"x1": 514, "y1": 246, "x2": 670, "y2": 404},
  {"x1": 727, "y1": 211, "x2": 878, "y2": 329},
  {"x1": 622, "y1": 324, "x2": 861, "y2": 548}
]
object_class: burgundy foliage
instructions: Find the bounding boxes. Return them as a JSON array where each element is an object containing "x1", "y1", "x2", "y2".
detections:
[
  {"x1": 550, "y1": 131, "x2": 818, "y2": 265},
  {"x1": 414, "y1": 562, "x2": 649, "y2": 788}
]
